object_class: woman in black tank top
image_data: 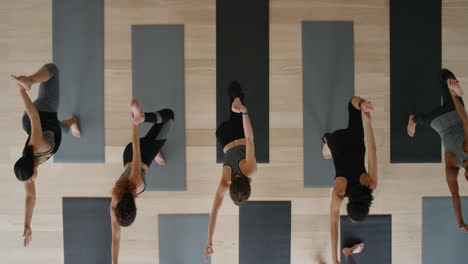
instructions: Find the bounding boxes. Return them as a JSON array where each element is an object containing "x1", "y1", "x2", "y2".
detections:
[
  {"x1": 205, "y1": 81, "x2": 258, "y2": 260},
  {"x1": 322, "y1": 96, "x2": 378, "y2": 264},
  {"x1": 11, "y1": 64, "x2": 81, "y2": 247}
]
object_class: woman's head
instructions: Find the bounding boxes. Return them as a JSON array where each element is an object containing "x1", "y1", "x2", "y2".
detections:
[
  {"x1": 14, "y1": 145, "x2": 36, "y2": 182},
  {"x1": 229, "y1": 175, "x2": 251, "y2": 206},
  {"x1": 347, "y1": 184, "x2": 374, "y2": 222},
  {"x1": 113, "y1": 178, "x2": 137, "y2": 227}
]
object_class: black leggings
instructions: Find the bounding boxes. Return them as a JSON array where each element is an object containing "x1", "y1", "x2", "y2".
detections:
[
  {"x1": 216, "y1": 82, "x2": 245, "y2": 149},
  {"x1": 414, "y1": 69, "x2": 465, "y2": 127},
  {"x1": 123, "y1": 109, "x2": 174, "y2": 167}
]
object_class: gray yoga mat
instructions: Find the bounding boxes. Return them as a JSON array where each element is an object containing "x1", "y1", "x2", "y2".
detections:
[
  {"x1": 302, "y1": 21, "x2": 355, "y2": 188},
  {"x1": 132, "y1": 25, "x2": 186, "y2": 191},
  {"x1": 239, "y1": 201, "x2": 291, "y2": 264},
  {"x1": 423, "y1": 197, "x2": 468, "y2": 264},
  {"x1": 52, "y1": 0, "x2": 105, "y2": 163},
  {"x1": 158, "y1": 214, "x2": 210, "y2": 264},
  {"x1": 340, "y1": 215, "x2": 392, "y2": 264},
  {"x1": 63, "y1": 198, "x2": 111, "y2": 264}
]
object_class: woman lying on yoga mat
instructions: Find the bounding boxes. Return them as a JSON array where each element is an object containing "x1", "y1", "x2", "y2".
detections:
[
  {"x1": 110, "y1": 99, "x2": 173, "y2": 264},
  {"x1": 322, "y1": 96, "x2": 377, "y2": 264},
  {"x1": 11, "y1": 63, "x2": 81, "y2": 247},
  {"x1": 204, "y1": 81, "x2": 258, "y2": 259},
  {"x1": 407, "y1": 69, "x2": 468, "y2": 233}
]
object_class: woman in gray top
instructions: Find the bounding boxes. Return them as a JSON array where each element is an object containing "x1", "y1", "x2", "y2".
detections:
[
  {"x1": 407, "y1": 69, "x2": 468, "y2": 232},
  {"x1": 11, "y1": 63, "x2": 81, "y2": 247},
  {"x1": 205, "y1": 81, "x2": 258, "y2": 260}
]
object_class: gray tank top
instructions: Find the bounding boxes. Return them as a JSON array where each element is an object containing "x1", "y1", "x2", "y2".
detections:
[
  {"x1": 119, "y1": 167, "x2": 147, "y2": 197},
  {"x1": 32, "y1": 130, "x2": 56, "y2": 157},
  {"x1": 431, "y1": 110, "x2": 468, "y2": 167},
  {"x1": 223, "y1": 145, "x2": 247, "y2": 178}
]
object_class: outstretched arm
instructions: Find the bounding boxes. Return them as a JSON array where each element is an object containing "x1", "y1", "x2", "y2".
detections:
[
  {"x1": 445, "y1": 160, "x2": 468, "y2": 232},
  {"x1": 330, "y1": 178, "x2": 346, "y2": 264},
  {"x1": 205, "y1": 167, "x2": 230, "y2": 260},
  {"x1": 110, "y1": 199, "x2": 122, "y2": 264},
  {"x1": 23, "y1": 182, "x2": 36, "y2": 247}
]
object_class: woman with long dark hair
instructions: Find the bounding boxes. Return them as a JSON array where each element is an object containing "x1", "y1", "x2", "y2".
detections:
[
  {"x1": 110, "y1": 99, "x2": 173, "y2": 264},
  {"x1": 204, "y1": 81, "x2": 257, "y2": 259},
  {"x1": 322, "y1": 96, "x2": 377, "y2": 264},
  {"x1": 11, "y1": 63, "x2": 81, "y2": 247},
  {"x1": 407, "y1": 69, "x2": 468, "y2": 232}
]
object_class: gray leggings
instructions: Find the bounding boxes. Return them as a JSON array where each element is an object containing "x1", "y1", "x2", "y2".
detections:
[{"x1": 23, "y1": 63, "x2": 69, "y2": 133}]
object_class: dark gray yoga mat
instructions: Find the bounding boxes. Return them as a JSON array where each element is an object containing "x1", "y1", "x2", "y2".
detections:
[
  {"x1": 239, "y1": 201, "x2": 291, "y2": 264},
  {"x1": 132, "y1": 25, "x2": 186, "y2": 191},
  {"x1": 390, "y1": 0, "x2": 442, "y2": 163},
  {"x1": 216, "y1": 0, "x2": 269, "y2": 163},
  {"x1": 63, "y1": 198, "x2": 111, "y2": 264},
  {"x1": 423, "y1": 197, "x2": 468, "y2": 264},
  {"x1": 340, "y1": 215, "x2": 392, "y2": 264},
  {"x1": 158, "y1": 214, "x2": 210, "y2": 264},
  {"x1": 52, "y1": 0, "x2": 105, "y2": 163},
  {"x1": 302, "y1": 21, "x2": 355, "y2": 188}
]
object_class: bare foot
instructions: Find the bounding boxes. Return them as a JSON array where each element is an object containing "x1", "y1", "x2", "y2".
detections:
[
  {"x1": 231, "y1": 98, "x2": 246, "y2": 113},
  {"x1": 342, "y1": 243, "x2": 364, "y2": 257},
  {"x1": 130, "y1": 98, "x2": 145, "y2": 125},
  {"x1": 155, "y1": 152, "x2": 166, "y2": 165},
  {"x1": 62, "y1": 117, "x2": 81, "y2": 138},
  {"x1": 407, "y1": 114, "x2": 416, "y2": 137},
  {"x1": 11, "y1": 75, "x2": 32, "y2": 91},
  {"x1": 448, "y1": 78, "x2": 463, "y2": 97}
]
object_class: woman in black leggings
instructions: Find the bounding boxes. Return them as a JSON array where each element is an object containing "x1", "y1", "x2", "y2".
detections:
[
  {"x1": 110, "y1": 98, "x2": 173, "y2": 264},
  {"x1": 205, "y1": 81, "x2": 258, "y2": 259},
  {"x1": 11, "y1": 64, "x2": 81, "y2": 247},
  {"x1": 322, "y1": 96, "x2": 377, "y2": 264}
]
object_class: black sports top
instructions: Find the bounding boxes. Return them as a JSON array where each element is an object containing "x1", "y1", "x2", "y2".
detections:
[
  {"x1": 22, "y1": 112, "x2": 62, "y2": 155},
  {"x1": 324, "y1": 101, "x2": 366, "y2": 196}
]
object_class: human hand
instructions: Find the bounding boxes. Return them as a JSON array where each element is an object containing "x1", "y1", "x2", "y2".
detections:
[
  {"x1": 447, "y1": 78, "x2": 463, "y2": 97},
  {"x1": 459, "y1": 223, "x2": 468, "y2": 232},
  {"x1": 204, "y1": 241, "x2": 213, "y2": 260},
  {"x1": 23, "y1": 226, "x2": 32, "y2": 247}
]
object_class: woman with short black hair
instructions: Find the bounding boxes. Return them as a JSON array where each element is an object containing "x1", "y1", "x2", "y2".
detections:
[{"x1": 322, "y1": 96, "x2": 377, "y2": 264}]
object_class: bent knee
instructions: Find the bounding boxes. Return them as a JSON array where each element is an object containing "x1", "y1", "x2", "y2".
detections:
[
  {"x1": 44, "y1": 63, "x2": 59, "y2": 76},
  {"x1": 159, "y1": 108, "x2": 174, "y2": 122}
]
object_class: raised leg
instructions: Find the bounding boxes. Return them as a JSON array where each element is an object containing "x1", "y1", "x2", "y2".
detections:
[{"x1": 342, "y1": 243, "x2": 364, "y2": 264}]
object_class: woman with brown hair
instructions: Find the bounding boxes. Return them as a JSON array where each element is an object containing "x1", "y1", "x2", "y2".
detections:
[{"x1": 110, "y1": 98, "x2": 174, "y2": 264}]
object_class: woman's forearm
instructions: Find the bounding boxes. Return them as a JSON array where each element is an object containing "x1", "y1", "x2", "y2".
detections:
[
  {"x1": 24, "y1": 194, "x2": 36, "y2": 229},
  {"x1": 19, "y1": 88, "x2": 39, "y2": 120},
  {"x1": 330, "y1": 216, "x2": 339, "y2": 263},
  {"x1": 111, "y1": 236, "x2": 120, "y2": 264},
  {"x1": 242, "y1": 113, "x2": 254, "y2": 141},
  {"x1": 131, "y1": 124, "x2": 142, "y2": 171},
  {"x1": 207, "y1": 209, "x2": 218, "y2": 242},
  {"x1": 452, "y1": 194, "x2": 466, "y2": 226}
]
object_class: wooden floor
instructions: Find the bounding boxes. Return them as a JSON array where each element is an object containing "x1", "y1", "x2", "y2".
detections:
[{"x1": 1, "y1": 0, "x2": 468, "y2": 263}]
